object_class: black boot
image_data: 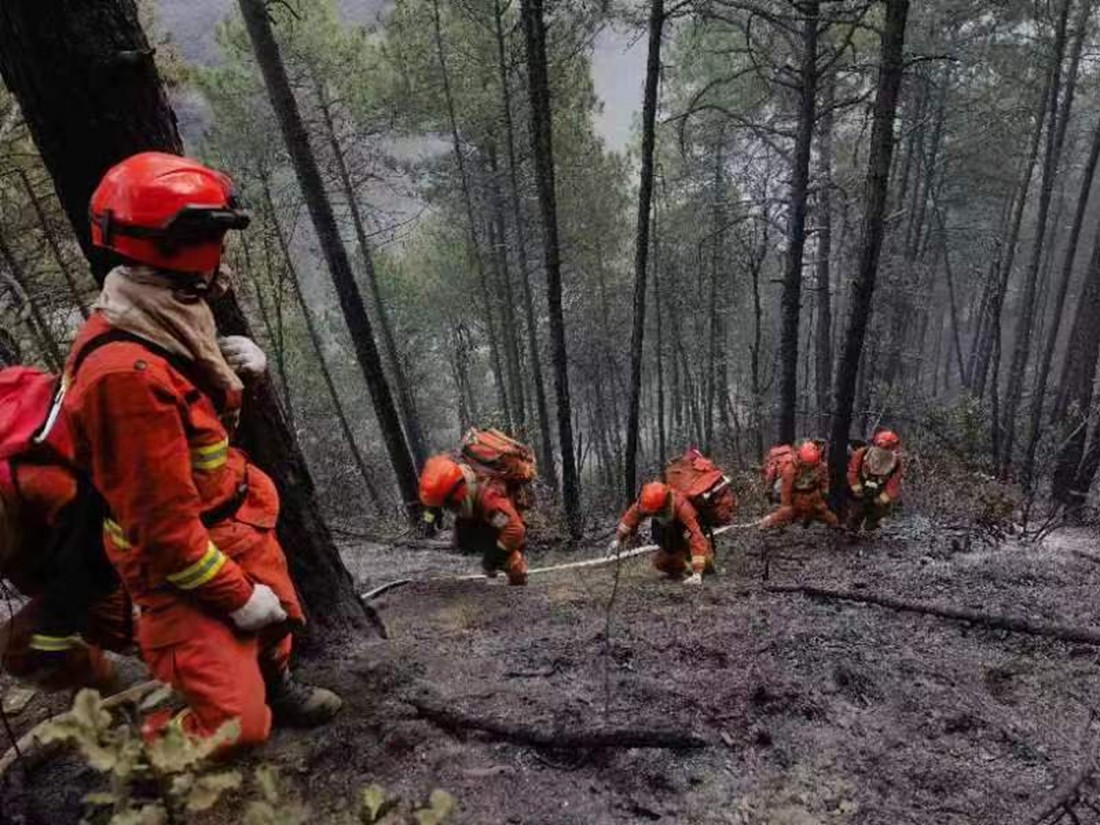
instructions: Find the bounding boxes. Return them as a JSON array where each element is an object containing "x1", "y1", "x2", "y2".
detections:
[{"x1": 266, "y1": 671, "x2": 343, "y2": 728}]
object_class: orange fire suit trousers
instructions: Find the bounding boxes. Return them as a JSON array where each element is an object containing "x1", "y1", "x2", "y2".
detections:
[
  {"x1": 138, "y1": 524, "x2": 301, "y2": 749},
  {"x1": 1, "y1": 587, "x2": 131, "y2": 693},
  {"x1": 761, "y1": 492, "x2": 840, "y2": 529}
]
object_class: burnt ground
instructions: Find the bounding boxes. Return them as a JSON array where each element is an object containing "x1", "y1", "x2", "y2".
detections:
[{"x1": 5, "y1": 518, "x2": 1100, "y2": 823}]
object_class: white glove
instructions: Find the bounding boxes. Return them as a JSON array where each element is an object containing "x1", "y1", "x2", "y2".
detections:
[
  {"x1": 219, "y1": 335, "x2": 268, "y2": 379},
  {"x1": 230, "y1": 584, "x2": 287, "y2": 632},
  {"x1": 606, "y1": 538, "x2": 621, "y2": 559},
  {"x1": 683, "y1": 572, "x2": 703, "y2": 587}
]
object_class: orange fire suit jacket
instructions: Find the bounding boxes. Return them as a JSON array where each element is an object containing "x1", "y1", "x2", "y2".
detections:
[
  {"x1": 62, "y1": 315, "x2": 299, "y2": 649},
  {"x1": 847, "y1": 448, "x2": 903, "y2": 504},
  {"x1": 456, "y1": 478, "x2": 526, "y2": 557},
  {"x1": 617, "y1": 489, "x2": 712, "y2": 571}
]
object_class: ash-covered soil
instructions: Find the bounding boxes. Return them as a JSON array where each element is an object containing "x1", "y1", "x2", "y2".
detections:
[{"x1": 5, "y1": 519, "x2": 1100, "y2": 824}]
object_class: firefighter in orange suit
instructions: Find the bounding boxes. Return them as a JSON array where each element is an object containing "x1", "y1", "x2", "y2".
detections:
[
  {"x1": 62, "y1": 153, "x2": 341, "y2": 751},
  {"x1": 760, "y1": 441, "x2": 840, "y2": 529},
  {"x1": 847, "y1": 430, "x2": 904, "y2": 532},
  {"x1": 609, "y1": 481, "x2": 714, "y2": 586},
  {"x1": 419, "y1": 455, "x2": 529, "y2": 585}
]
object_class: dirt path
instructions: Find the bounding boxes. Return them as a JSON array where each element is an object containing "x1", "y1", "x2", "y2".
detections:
[{"x1": 6, "y1": 521, "x2": 1100, "y2": 823}]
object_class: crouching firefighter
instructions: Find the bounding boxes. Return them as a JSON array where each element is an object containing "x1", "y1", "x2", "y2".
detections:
[
  {"x1": 609, "y1": 481, "x2": 714, "y2": 586},
  {"x1": 418, "y1": 455, "x2": 529, "y2": 585},
  {"x1": 62, "y1": 153, "x2": 341, "y2": 752},
  {"x1": 760, "y1": 441, "x2": 840, "y2": 530},
  {"x1": 0, "y1": 369, "x2": 131, "y2": 694},
  {"x1": 847, "y1": 429, "x2": 904, "y2": 533}
]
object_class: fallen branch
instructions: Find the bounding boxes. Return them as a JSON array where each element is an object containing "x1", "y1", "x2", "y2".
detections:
[
  {"x1": 407, "y1": 696, "x2": 707, "y2": 750},
  {"x1": 767, "y1": 585, "x2": 1100, "y2": 646},
  {"x1": 0, "y1": 679, "x2": 160, "y2": 778},
  {"x1": 1029, "y1": 743, "x2": 1099, "y2": 824}
]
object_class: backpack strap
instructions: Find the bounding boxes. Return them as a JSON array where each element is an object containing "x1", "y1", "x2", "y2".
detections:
[{"x1": 69, "y1": 329, "x2": 195, "y2": 382}]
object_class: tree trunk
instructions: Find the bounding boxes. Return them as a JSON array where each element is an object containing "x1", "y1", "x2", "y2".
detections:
[
  {"x1": 238, "y1": 0, "x2": 421, "y2": 523},
  {"x1": 520, "y1": 0, "x2": 582, "y2": 537},
  {"x1": 1052, "y1": 226, "x2": 1100, "y2": 506},
  {"x1": 0, "y1": 225, "x2": 63, "y2": 370},
  {"x1": 431, "y1": 0, "x2": 511, "y2": 429},
  {"x1": 828, "y1": 0, "x2": 910, "y2": 510},
  {"x1": 0, "y1": 0, "x2": 369, "y2": 628},
  {"x1": 815, "y1": 71, "x2": 836, "y2": 433},
  {"x1": 311, "y1": 68, "x2": 428, "y2": 467},
  {"x1": 493, "y1": 0, "x2": 556, "y2": 488},
  {"x1": 624, "y1": 0, "x2": 664, "y2": 503},
  {"x1": 653, "y1": 193, "x2": 667, "y2": 468},
  {"x1": 1001, "y1": 0, "x2": 1074, "y2": 469},
  {"x1": 778, "y1": 0, "x2": 820, "y2": 444}
]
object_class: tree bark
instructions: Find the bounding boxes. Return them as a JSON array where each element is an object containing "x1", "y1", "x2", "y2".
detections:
[
  {"x1": 828, "y1": 0, "x2": 910, "y2": 511},
  {"x1": 815, "y1": 71, "x2": 836, "y2": 433},
  {"x1": 239, "y1": 0, "x2": 421, "y2": 527},
  {"x1": 624, "y1": 0, "x2": 664, "y2": 503},
  {"x1": 493, "y1": 0, "x2": 557, "y2": 487},
  {"x1": 778, "y1": 0, "x2": 819, "y2": 444},
  {"x1": 311, "y1": 67, "x2": 428, "y2": 467},
  {"x1": 1001, "y1": 0, "x2": 1074, "y2": 469},
  {"x1": 520, "y1": 0, "x2": 582, "y2": 537},
  {"x1": 0, "y1": 0, "x2": 369, "y2": 628}
]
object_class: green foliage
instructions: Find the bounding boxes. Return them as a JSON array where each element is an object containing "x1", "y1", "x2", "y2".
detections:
[{"x1": 358, "y1": 782, "x2": 455, "y2": 825}]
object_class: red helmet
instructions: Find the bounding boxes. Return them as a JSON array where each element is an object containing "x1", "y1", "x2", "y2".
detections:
[
  {"x1": 638, "y1": 481, "x2": 671, "y2": 516},
  {"x1": 797, "y1": 441, "x2": 822, "y2": 466},
  {"x1": 90, "y1": 152, "x2": 250, "y2": 276},
  {"x1": 873, "y1": 430, "x2": 900, "y2": 450},
  {"x1": 419, "y1": 455, "x2": 467, "y2": 509}
]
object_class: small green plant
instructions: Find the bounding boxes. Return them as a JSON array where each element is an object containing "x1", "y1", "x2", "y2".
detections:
[
  {"x1": 359, "y1": 783, "x2": 455, "y2": 824},
  {"x1": 38, "y1": 688, "x2": 241, "y2": 824}
]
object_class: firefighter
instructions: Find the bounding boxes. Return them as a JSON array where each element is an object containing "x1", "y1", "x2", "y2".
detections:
[
  {"x1": 1, "y1": 461, "x2": 130, "y2": 694},
  {"x1": 609, "y1": 481, "x2": 713, "y2": 586},
  {"x1": 847, "y1": 430, "x2": 904, "y2": 532},
  {"x1": 61, "y1": 152, "x2": 341, "y2": 751},
  {"x1": 760, "y1": 441, "x2": 840, "y2": 529},
  {"x1": 418, "y1": 455, "x2": 529, "y2": 586}
]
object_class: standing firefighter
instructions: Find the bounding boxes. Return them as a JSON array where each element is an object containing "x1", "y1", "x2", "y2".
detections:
[
  {"x1": 610, "y1": 481, "x2": 714, "y2": 586},
  {"x1": 760, "y1": 441, "x2": 840, "y2": 529},
  {"x1": 847, "y1": 430, "x2": 904, "y2": 532},
  {"x1": 418, "y1": 429, "x2": 534, "y2": 586},
  {"x1": 62, "y1": 153, "x2": 341, "y2": 752}
]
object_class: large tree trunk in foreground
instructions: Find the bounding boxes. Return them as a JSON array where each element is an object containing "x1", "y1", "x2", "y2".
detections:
[
  {"x1": 521, "y1": 0, "x2": 582, "y2": 538},
  {"x1": 238, "y1": 0, "x2": 422, "y2": 526},
  {"x1": 624, "y1": 0, "x2": 664, "y2": 503},
  {"x1": 0, "y1": 0, "x2": 368, "y2": 628},
  {"x1": 778, "y1": 0, "x2": 820, "y2": 444},
  {"x1": 828, "y1": 0, "x2": 910, "y2": 511}
]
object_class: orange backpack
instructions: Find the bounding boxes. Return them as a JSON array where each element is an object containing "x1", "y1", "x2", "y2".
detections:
[
  {"x1": 663, "y1": 448, "x2": 736, "y2": 528},
  {"x1": 460, "y1": 428, "x2": 537, "y2": 507}
]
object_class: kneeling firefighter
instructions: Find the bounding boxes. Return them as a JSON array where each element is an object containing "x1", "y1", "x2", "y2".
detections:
[
  {"x1": 418, "y1": 454, "x2": 529, "y2": 586},
  {"x1": 760, "y1": 441, "x2": 840, "y2": 530},
  {"x1": 62, "y1": 153, "x2": 341, "y2": 751},
  {"x1": 609, "y1": 481, "x2": 714, "y2": 586}
]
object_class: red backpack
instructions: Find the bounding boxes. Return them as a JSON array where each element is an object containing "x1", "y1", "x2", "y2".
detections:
[
  {"x1": 0, "y1": 366, "x2": 70, "y2": 571},
  {"x1": 663, "y1": 448, "x2": 736, "y2": 528}
]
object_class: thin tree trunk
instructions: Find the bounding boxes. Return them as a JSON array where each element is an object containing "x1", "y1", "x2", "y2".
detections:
[
  {"x1": 0, "y1": 225, "x2": 63, "y2": 370},
  {"x1": 431, "y1": 0, "x2": 511, "y2": 428},
  {"x1": 256, "y1": 181, "x2": 296, "y2": 431},
  {"x1": 815, "y1": 71, "x2": 836, "y2": 433},
  {"x1": 520, "y1": 0, "x2": 581, "y2": 537},
  {"x1": 828, "y1": 0, "x2": 910, "y2": 510},
  {"x1": 18, "y1": 168, "x2": 89, "y2": 319},
  {"x1": 624, "y1": 0, "x2": 664, "y2": 503},
  {"x1": 653, "y1": 194, "x2": 667, "y2": 468},
  {"x1": 238, "y1": 0, "x2": 421, "y2": 523},
  {"x1": 0, "y1": 0, "x2": 368, "y2": 627},
  {"x1": 311, "y1": 68, "x2": 428, "y2": 467},
  {"x1": 779, "y1": 0, "x2": 819, "y2": 444},
  {"x1": 493, "y1": 0, "x2": 556, "y2": 488},
  {"x1": 1002, "y1": 0, "x2": 1074, "y2": 469}
]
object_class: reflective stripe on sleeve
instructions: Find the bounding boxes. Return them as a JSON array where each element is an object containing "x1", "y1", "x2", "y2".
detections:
[
  {"x1": 104, "y1": 519, "x2": 132, "y2": 549},
  {"x1": 190, "y1": 439, "x2": 229, "y2": 471},
  {"x1": 166, "y1": 543, "x2": 227, "y2": 590},
  {"x1": 29, "y1": 633, "x2": 80, "y2": 652}
]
